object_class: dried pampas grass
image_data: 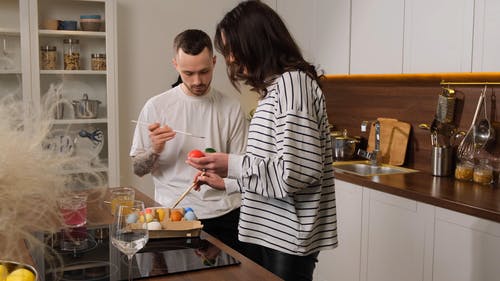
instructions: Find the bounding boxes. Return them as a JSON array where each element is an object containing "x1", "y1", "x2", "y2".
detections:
[{"x1": 0, "y1": 89, "x2": 106, "y2": 261}]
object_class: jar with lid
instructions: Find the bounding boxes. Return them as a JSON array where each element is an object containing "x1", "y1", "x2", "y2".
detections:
[
  {"x1": 40, "y1": 45, "x2": 57, "y2": 70},
  {"x1": 63, "y1": 38, "x2": 80, "y2": 70},
  {"x1": 473, "y1": 159, "x2": 493, "y2": 185},
  {"x1": 91, "y1": 53, "x2": 106, "y2": 70},
  {"x1": 454, "y1": 160, "x2": 474, "y2": 181}
]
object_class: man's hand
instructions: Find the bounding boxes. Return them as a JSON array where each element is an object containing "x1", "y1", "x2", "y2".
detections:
[{"x1": 148, "y1": 122, "x2": 176, "y2": 154}]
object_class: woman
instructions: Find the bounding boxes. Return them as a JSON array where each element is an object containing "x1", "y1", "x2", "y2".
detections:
[{"x1": 187, "y1": 1, "x2": 337, "y2": 280}]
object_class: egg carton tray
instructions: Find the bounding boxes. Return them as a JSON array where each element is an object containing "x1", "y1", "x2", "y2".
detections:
[{"x1": 130, "y1": 207, "x2": 203, "y2": 239}]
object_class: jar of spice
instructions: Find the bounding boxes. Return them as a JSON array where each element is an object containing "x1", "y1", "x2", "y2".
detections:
[
  {"x1": 454, "y1": 160, "x2": 474, "y2": 181},
  {"x1": 40, "y1": 45, "x2": 57, "y2": 70},
  {"x1": 91, "y1": 53, "x2": 106, "y2": 70},
  {"x1": 63, "y1": 38, "x2": 80, "y2": 70},
  {"x1": 473, "y1": 159, "x2": 493, "y2": 185}
]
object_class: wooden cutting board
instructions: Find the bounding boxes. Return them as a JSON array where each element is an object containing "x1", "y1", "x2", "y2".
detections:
[{"x1": 367, "y1": 117, "x2": 411, "y2": 166}]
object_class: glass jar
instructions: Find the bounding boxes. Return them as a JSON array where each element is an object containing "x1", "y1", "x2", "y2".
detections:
[
  {"x1": 63, "y1": 38, "x2": 80, "y2": 70},
  {"x1": 40, "y1": 45, "x2": 57, "y2": 70},
  {"x1": 91, "y1": 53, "x2": 106, "y2": 70},
  {"x1": 454, "y1": 160, "x2": 474, "y2": 181},
  {"x1": 473, "y1": 159, "x2": 493, "y2": 185}
]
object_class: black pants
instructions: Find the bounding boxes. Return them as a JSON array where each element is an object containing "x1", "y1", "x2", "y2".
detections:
[
  {"x1": 200, "y1": 208, "x2": 246, "y2": 254},
  {"x1": 242, "y1": 242, "x2": 319, "y2": 281}
]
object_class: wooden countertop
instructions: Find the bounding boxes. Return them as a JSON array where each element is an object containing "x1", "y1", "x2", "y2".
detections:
[
  {"x1": 22, "y1": 188, "x2": 283, "y2": 281},
  {"x1": 334, "y1": 169, "x2": 500, "y2": 222}
]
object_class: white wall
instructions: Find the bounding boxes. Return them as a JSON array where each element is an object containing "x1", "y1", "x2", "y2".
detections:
[{"x1": 116, "y1": 0, "x2": 258, "y2": 197}]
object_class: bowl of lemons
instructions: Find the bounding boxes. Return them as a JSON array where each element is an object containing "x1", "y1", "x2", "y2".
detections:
[{"x1": 0, "y1": 260, "x2": 38, "y2": 281}]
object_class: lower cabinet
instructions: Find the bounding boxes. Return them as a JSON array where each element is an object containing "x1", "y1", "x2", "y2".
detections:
[
  {"x1": 315, "y1": 180, "x2": 363, "y2": 281},
  {"x1": 315, "y1": 180, "x2": 500, "y2": 281},
  {"x1": 433, "y1": 207, "x2": 500, "y2": 281},
  {"x1": 359, "y1": 188, "x2": 434, "y2": 281}
]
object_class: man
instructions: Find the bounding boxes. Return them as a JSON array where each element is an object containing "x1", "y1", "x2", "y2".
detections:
[{"x1": 130, "y1": 29, "x2": 248, "y2": 251}]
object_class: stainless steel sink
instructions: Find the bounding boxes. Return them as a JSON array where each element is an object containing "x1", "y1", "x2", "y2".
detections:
[{"x1": 333, "y1": 160, "x2": 418, "y2": 176}]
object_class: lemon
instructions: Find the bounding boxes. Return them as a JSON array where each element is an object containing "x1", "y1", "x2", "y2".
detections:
[
  {"x1": 6, "y1": 268, "x2": 35, "y2": 281},
  {"x1": 0, "y1": 264, "x2": 8, "y2": 281}
]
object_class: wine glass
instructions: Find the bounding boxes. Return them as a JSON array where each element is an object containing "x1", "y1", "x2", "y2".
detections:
[{"x1": 110, "y1": 200, "x2": 149, "y2": 281}]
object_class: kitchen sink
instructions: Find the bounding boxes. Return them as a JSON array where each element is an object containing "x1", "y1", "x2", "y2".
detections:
[{"x1": 333, "y1": 160, "x2": 418, "y2": 176}]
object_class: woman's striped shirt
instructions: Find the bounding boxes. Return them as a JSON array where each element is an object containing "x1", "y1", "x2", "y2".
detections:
[{"x1": 227, "y1": 70, "x2": 338, "y2": 256}]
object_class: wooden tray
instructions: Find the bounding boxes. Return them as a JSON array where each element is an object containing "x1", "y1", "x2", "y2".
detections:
[{"x1": 129, "y1": 207, "x2": 203, "y2": 239}]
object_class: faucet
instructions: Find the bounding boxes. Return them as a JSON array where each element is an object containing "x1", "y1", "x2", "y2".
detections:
[{"x1": 357, "y1": 120, "x2": 381, "y2": 166}]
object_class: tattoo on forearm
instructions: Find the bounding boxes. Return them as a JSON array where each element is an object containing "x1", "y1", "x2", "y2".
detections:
[{"x1": 132, "y1": 150, "x2": 159, "y2": 177}]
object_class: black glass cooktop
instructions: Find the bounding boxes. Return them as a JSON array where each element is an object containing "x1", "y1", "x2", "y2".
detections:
[{"x1": 28, "y1": 225, "x2": 240, "y2": 281}]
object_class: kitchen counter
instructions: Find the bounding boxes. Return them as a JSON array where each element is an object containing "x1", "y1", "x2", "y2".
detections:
[
  {"x1": 334, "y1": 168, "x2": 500, "y2": 223},
  {"x1": 20, "y1": 188, "x2": 283, "y2": 281}
]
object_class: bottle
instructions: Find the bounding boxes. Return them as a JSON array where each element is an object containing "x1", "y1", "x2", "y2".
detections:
[
  {"x1": 63, "y1": 38, "x2": 80, "y2": 70},
  {"x1": 40, "y1": 45, "x2": 57, "y2": 70}
]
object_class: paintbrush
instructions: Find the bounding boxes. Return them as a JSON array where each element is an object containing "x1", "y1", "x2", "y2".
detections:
[{"x1": 131, "y1": 120, "x2": 205, "y2": 139}]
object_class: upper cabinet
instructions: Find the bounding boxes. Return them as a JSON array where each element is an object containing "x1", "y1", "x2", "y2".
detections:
[
  {"x1": 403, "y1": 0, "x2": 474, "y2": 73},
  {"x1": 0, "y1": 0, "x2": 119, "y2": 187},
  {"x1": 350, "y1": 0, "x2": 405, "y2": 74},
  {"x1": 284, "y1": 0, "x2": 499, "y2": 74},
  {"x1": 472, "y1": 0, "x2": 500, "y2": 72}
]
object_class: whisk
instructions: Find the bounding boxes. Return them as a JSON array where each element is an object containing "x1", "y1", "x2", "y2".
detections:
[{"x1": 456, "y1": 86, "x2": 487, "y2": 160}]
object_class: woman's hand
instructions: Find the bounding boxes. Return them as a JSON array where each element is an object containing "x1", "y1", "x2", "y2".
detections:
[
  {"x1": 148, "y1": 123, "x2": 176, "y2": 154},
  {"x1": 186, "y1": 152, "x2": 229, "y2": 177},
  {"x1": 192, "y1": 170, "x2": 226, "y2": 191}
]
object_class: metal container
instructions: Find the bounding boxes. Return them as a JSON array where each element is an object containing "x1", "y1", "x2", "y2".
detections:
[
  {"x1": 431, "y1": 146, "x2": 453, "y2": 176},
  {"x1": 0, "y1": 260, "x2": 39, "y2": 281},
  {"x1": 332, "y1": 129, "x2": 360, "y2": 161},
  {"x1": 72, "y1": 93, "x2": 101, "y2": 119}
]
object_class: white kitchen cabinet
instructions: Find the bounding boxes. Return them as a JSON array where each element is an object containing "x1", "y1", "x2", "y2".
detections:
[
  {"x1": 403, "y1": 0, "x2": 474, "y2": 73},
  {"x1": 315, "y1": 180, "x2": 363, "y2": 281},
  {"x1": 360, "y1": 188, "x2": 434, "y2": 281},
  {"x1": 433, "y1": 207, "x2": 500, "y2": 281},
  {"x1": 0, "y1": 0, "x2": 118, "y2": 188},
  {"x1": 350, "y1": 0, "x2": 405, "y2": 74},
  {"x1": 0, "y1": 0, "x2": 31, "y2": 105},
  {"x1": 472, "y1": 0, "x2": 500, "y2": 72}
]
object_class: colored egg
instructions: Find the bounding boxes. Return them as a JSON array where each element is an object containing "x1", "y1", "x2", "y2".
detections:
[
  {"x1": 126, "y1": 212, "x2": 138, "y2": 224},
  {"x1": 170, "y1": 210, "x2": 183, "y2": 221},
  {"x1": 184, "y1": 211, "x2": 197, "y2": 221},
  {"x1": 184, "y1": 207, "x2": 194, "y2": 213},
  {"x1": 145, "y1": 213, "x2": 154, "y2": 222},
  {"x1": 147, "y1": 221, "x2": 162, "y2": 230}
]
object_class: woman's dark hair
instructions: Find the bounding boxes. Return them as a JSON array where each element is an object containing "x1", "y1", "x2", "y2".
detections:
[
  {"x1": 214, "y1": 0, "x2": 323, "y2": 97},
  {"x1": 174, "y1": 29, "x2": 213, "y2": 56}
]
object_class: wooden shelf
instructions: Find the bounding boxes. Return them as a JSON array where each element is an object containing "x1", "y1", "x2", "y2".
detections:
[{"x1": 39, "y1": 29, "x2": 105, "y2": 38}]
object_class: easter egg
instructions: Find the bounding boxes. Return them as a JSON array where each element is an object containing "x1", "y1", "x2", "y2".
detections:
[
  {"x1": 184, "y1": 207, "x2": 194, "y2": 213},
  {"x1": 145, "y1": 213, "x2": 154, "y2": 223},
  {"x1": 184, "y1": 211, "x2": 197, "y2": 221},
  {"x1": 170, "y1": 210, "x2": 183, "y2": 221},
  {"x1": 6, "y1": 268, "x2": 35, "y2": 281},
  {"x1": 188, "y1": 149, "x2": 205, "y2": 158},
  {"x1": 156, "y1": 208, "x2": 165, "y2": 222},
  {"x1": 147, "y1": 221, "x2": 162, "y2": 230},
  {"x1": 126, "y1": 212, "x2": 138, "y2": 224}
]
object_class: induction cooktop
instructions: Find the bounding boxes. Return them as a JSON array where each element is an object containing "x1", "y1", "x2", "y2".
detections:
[{"x1": 28, "y1": 225, "x2": 240, "y2": 281}]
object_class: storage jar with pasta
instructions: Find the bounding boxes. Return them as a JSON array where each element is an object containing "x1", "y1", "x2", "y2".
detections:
[
  {"x1": 40, "y1": 45, "x2": 57, "y2": 70},
  {"x1": 63, "y1": 38, "x2": 80, "y2": 70}
]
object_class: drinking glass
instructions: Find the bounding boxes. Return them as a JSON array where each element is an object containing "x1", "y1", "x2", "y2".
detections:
[{"x1": 110, "y1": 200, "x2": 148, "y2": 281}]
